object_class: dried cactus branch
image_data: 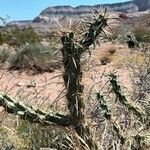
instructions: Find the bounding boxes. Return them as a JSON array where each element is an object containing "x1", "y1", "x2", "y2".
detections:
[{"x1": 0, "y1": 93, "x2": 72, "y2": 126}]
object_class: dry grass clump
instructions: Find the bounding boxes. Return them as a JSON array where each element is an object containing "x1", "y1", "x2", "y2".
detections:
[
  {"x1": 0, "y1": 125, "x2": 27, "y2": 149},
  {"x1": 0, "y1": 117, "x2": 94, "y2": 150},
  {"x1": 126, "y1": 45, "x2": 150, "y2": 102}
]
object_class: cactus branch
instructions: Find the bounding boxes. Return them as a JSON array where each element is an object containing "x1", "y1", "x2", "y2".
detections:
[
  {"x1": 108, "y1": 73, "x2": 146, "y2": 123},
  {"x1": 80, "y1": 14, "x2": 108, "y2": 51},
  {"x1": 0, "y1": 93, "x2": 72, "y2": 126},
  {"x1": 96, "y1": 92, "x2": 125, "y2": 145}
]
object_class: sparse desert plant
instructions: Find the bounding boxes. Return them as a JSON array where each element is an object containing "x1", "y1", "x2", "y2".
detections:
[{"x1": 9, "y1": 43, "x2": 61, "y2": 72}]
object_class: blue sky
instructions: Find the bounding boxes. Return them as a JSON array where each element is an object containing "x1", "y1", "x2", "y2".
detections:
[{"x1": 0, "y1": 0, "x2": 128, "y2": 21}]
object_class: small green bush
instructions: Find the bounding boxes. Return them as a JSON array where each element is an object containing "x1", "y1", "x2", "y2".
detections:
[
  {"x1": 0, "y1": 48, "x2": 9, "y2": 63},
  {"x1": 0, "y1": 28, "x2": 8, "y2": 45},
  {"x1": 9, "y1": 44, "x2": 61, "y2": 72}
]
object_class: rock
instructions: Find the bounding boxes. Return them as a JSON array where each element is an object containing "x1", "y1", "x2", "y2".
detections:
[
  {"x1": 26, "y1": 79, "x2": 37, "y2": 88},
  {"x1": 16, "y1": 82, "x2": 25, "y2": 87},
  {"x1": 0, "y1": 106, "x2": 4, "y2": 112}
]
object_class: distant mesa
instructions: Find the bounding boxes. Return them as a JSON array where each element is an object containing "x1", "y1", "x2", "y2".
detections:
[
  {"x1": 7, "y1": 0, "x2": 150, "y2": 32},
  {"x1": 7, "y1": 20, "x2": 32, "y2": 26},
  {"x1": 133, "y1": 0, "x2": 150, "y2": 11}
]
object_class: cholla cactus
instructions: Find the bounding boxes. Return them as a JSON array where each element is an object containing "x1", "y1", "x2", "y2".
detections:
[{"x1": 0, "y1": 9, "x2": 109, "y2": 149}]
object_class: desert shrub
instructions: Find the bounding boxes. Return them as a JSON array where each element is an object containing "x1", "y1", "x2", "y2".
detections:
[
  {"x1": 0, "y1": 48, "x2": 9, "y2": 63},
  {"x1": 0, "y1": 26, "x2": 41, "y2": 47},
  {"x1": 7, "y1": 26, "x2": 41, "y2": 47},
  {"x1": 133, "y1": 27, "x2": 150, "y2": 43},
  {"x1": 9, "y1": 44, "x2": 61, "y2": 72},
  {"x1": 0, "y1": 28, "x2": 8, "y2": 45}
]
